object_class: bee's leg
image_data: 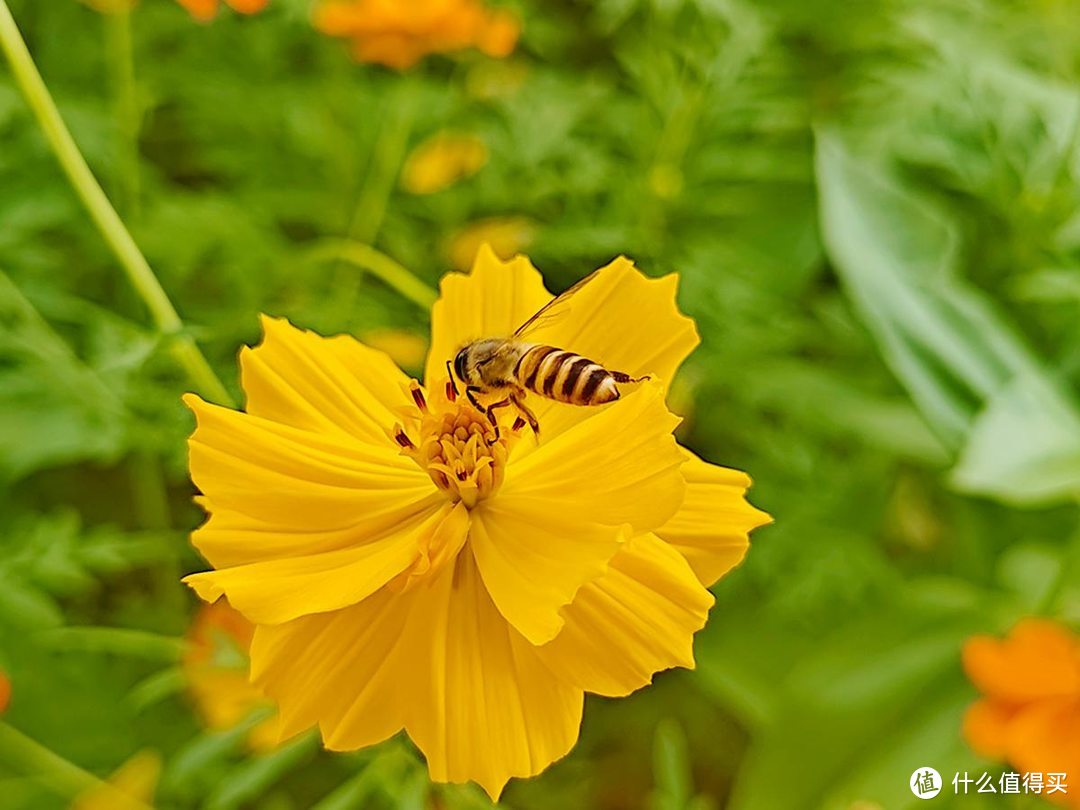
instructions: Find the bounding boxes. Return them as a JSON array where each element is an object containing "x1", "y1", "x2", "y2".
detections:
[
  {"x1": 465, "y1": 386, "x2": 486, "y2": 414},
  {"x1": 445, "y1": 360, "x2": 459, "y2": 399},
  {"x1": 611, "y1": 370, "x2": 650, "y2": 384},
  {"x1": 509, "y1": 391, "x2": 540, "y2": 436},
  {"x1": 483, "y1": 398, "x2": 512, "y2": 443}
]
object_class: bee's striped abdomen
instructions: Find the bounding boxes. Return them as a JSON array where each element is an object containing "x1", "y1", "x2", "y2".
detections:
[{"x1": 514, "y1": 344, "x2": 619, "y2": 405}]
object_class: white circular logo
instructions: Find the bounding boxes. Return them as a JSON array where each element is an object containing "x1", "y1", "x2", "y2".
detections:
[{"x1": 910, "y1": 767, "x2": 942, "y2": 799}]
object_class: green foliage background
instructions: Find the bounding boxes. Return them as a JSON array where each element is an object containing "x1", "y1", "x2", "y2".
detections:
[{"x1": 1, "y1": 0, "x2": 1079, "y2": 807}]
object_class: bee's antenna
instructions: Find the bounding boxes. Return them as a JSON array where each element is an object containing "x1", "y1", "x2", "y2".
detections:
[{"x1": 445, "y1": 359, "x2": 459, "y2": 401}]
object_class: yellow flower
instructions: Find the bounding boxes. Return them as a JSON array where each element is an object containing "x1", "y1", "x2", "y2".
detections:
[
  {"x1": 182, "y1": 599, "x2": 279, "y2": 752},
  {"x1": 401, "y1": 132, "x2": 489, "y2": 195},
  {"x1": 447, "y1": 215, "x2": 536, "y2": 271},
  {"x1": 71, "y1": 750, "x2": 160, "y2": 810},
  {"x1": 182, "y1": 246, "x2": 770, "y2": 799},
  {"x1": 314, "y1": 0, "x2": 519, "y2": 70}
]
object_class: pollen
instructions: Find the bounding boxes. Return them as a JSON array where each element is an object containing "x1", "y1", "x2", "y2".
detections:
[{"x1": 393, "y1": 382, "x2": 508, "y2": 509}]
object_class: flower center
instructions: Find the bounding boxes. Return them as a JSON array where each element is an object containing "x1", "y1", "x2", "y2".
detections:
[{"x1": 392, "y1": 381, "x2": 509, "y2": 509}]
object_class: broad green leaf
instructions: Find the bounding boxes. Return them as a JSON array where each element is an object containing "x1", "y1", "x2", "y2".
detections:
[
  {"x1": 727, "y1": 608, "x2": 983, "y2": 810},
  {"x1": 951, "y1": 373, "x2": 1080, "y2": 504},
  {"x1": 816, "y1": 132, "x2": 1080, "y2": 505}
]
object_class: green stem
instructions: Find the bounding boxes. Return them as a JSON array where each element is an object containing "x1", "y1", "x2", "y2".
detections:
[
  {"x1": 36, "y1": 626, "x2": 187, "y2": 661},
  {"x1": 329, "y1": 79, "x2": 418, "y2": 323},
  {"x1": 0, "y1": 0, "x2": 233, "y2": 406},
  {"x1": 105, "y1": 5, "x2": 140, "y2": 220},
  {"x1": 130, "y1": 450, "x2": 170, "y2": 529},
  {"x1": 1037, "y1": 519, "x2": 1080, "y2": 614},
  {"x1": 346, "y1": 82, "x2": 417, "y2": 246},
  {"x1": 0, "y1": 722, "x2": 152, "y2": 808},
  {"x1": 308, "y1": 240, "x2": 436, "y2": 310}
]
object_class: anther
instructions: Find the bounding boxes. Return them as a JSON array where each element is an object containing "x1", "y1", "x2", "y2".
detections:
[
  {"x1": 409, "y1": 381, "x2": 428, "y2": 412},
  {"x1": 512, "y1": 416, "x2": 526, "y2": 432},
  {"x1": 445, "y1": 381, "x2": 457, "y2": 402},
  {"x1": 393, "y1": 423, "x2": 415, "y2": 450}
]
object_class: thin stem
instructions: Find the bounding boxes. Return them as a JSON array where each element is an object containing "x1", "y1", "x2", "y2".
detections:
[
  {"x1": 37, "y1": 626, "x2": 187, "y2": 661},
  {"x1": 0, "y1": 722, "x2": 152, "y2": 808},
  {"x1": 0, "y1": 0, "x2": 232, "y2": 405},
  {"x1": 308, "y1": 240, "x2": 436, "y2": 310},
  {"x1": 1037, "y1": 519, "x2": 1080, "y2": 614},
  {"x1": 346, "y1": 81, "x2": 417, "y2": 246},
  {"x1": 328, "y1": 78, "x2": 418, "y2": 323},
  {"x1": 105, "y1": 5, "x2": 140, "y2": 219}
]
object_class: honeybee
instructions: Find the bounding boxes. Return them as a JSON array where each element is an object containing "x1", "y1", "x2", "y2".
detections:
[{"x1": 447, "y1": 270, "x2": 647, "y2": 438}]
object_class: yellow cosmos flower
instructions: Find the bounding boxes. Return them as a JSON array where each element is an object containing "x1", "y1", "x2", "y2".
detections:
[
  {"x1": 314, "y1": 0, "x2": 519, "y2": 70},
  {"x1": 182, "y1": 599, "x2": 280, "y2": 752},
  {"x1": 182, "y1": 246, "x2": 770, "y2": 799},
  {"x1": 401, "y1": 132, "x2": 489, "y2": 195},
  {"x1": 71, "y1": 750, "x2": 160, "y2": 810}
]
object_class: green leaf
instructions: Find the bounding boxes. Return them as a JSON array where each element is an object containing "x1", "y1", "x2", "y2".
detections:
[
  {"x1": 204, "y1": 732, "x2": 318, "y2": 810},
  {"x1": 816, "y1": 132, "x2": 1080, "y2": 505},
  {"x1": 951, "y1": 373, "x2": 1080, "y2": 504},
  {"x1": 726, "y1": 609, "x2": 982, "y2": 810}
]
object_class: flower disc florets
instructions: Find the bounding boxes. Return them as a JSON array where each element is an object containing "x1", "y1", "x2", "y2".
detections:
[{"x1": 393, "y1": 382, "x2": 510, "y2": 509}]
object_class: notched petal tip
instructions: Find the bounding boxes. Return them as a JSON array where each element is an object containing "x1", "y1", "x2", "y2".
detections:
[
  {"x1": 182, "y1": 572, "x2": 225, "y2": 605},
  {"x1": 181, "y1": 391, "x2": 208, "y2": 413}
]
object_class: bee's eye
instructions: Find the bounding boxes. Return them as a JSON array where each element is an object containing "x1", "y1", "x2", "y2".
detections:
[{"x1": 454, "y1": 350, "x2": 468, "y2": 381}]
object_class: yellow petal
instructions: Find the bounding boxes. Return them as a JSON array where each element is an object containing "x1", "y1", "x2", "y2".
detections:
[
  {"x1": 405, "y1": 552, "x2": 582, "y2": 801},
  {"x1": 185, "y1": 502, "x2": 469, "y2": 624},
  {"x1": 240, "y1": 315, "x2": 413, "y2": 444},
  {"x1": 523, "y1": 256, "x2": 700, "y2": 439},
  {"x1": 658, "y1": 449, "x2": 772, "y2": 587},
  {"x1": 423, "y1": 244, "x2": 550, "y2": 390},
  {"x1": 251, "y1": 553, "x2": 583, "y2": 801},
  {"x1": 467, "y1": 506, "x2": 621, "y2": 646},
  {"x1": 185, "y1": 396, "x2": 436, "y2": 568},
  {"x1": 502, "y1": 381, "x2": 685, "y2": 532},
  {"x1": 471, "y1": 382, "x2": 686, "y2": 644},
  {"x1": 72, "y1": 750, "x2": 160, "y2": 810},
  {"x1": 534, "y1": 533, "x2": 714, "y2": 697}
]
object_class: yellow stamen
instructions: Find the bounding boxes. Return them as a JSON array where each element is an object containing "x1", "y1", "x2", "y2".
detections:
[{"x1": 393, "y1": 381, "x2": 509, "y2": 509}]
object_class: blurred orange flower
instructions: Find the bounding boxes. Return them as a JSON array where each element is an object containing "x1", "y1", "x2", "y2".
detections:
[
  {"x1": 183, "y1": 600, "x2": 279, "y2": 751},
  {"x1": 962, "y1": 618, "x2": 1080, "y2": 807},
  {"x1": 0, "y1": 670, "x2": 10, "y2": 715},
  {"x1": 314, "y1": 0, "x2": 519, "y2": 70},
  {"x1": 175, "y1": 0, "x2": 268, "y2": 23},
  {"x1": 401, "y1": 132, "x2": 488, "y2": 195}
]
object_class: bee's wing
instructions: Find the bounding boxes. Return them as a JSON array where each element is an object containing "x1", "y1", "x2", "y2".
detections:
[{"x1": 512, "y1": 270, "x2": 600, "y2": 338}]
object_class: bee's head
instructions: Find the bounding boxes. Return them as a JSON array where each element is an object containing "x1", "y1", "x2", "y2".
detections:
[{"x1": 453, "y1": 347, "x2": 469, "y2": 383}]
